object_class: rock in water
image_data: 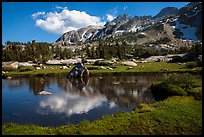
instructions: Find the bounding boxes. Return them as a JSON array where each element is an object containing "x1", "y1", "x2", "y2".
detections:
[
  {"x1": 38, "y1": 91, "x2": 52, "y2": 95},
  {"x1": 7, "y1": 76, "x2": 12, "y2": 79},
  {"x1": 67, "y1": 63, "x2": 89, "y2": 78}
]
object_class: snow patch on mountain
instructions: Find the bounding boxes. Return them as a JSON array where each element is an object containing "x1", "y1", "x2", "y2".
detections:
[
  {"x1": 68, "y1": 37, "x2": 73, "y2": 44},
  {"x1": 80, "y1": 30, "x2": 88, "y2": 41},
  {"x1": 115, "y1": 30, "x2": 125, "y2": 34},
  {"x1": 82, "y1": 30, "x2": 88, "y2": 39},
  {"x1": 129, "y1": 26, "x2": 142, "y2": 33},
  {"x1": 87, "y1": 33, "x2": 93, "y2": 39},
  {"x1": 139, "y1": 32, "x2": 146, "y2": 35},
  {"x1": 129, "y1": 27, "x2": 137, "y2": 33},
  {"x1": 85, "y1": 33, "x2": 94, "y2": 43},
  {"x1": 174, "y1": 20, "x2": 198, "y2": 40}
]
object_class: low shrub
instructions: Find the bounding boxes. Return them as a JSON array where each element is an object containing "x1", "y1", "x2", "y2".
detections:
[
  {"x1": 151, "y1": 82, "x2": 187, "y2": 101},
  {"x1": 166, "y1": 84, "x2": 187, "y2": 96},
  {"x1": 185, "y1": 62, "x2": 198, "y2": 68},
  {"x1": 2, "y1": 67, "x2": 18, "y2": 72},
  {"x1": 33, "y1": 64, "x2": 40, "y2": 67},
  {"x1": 87, "y1": 66, "x2": 100, "y2": 70},
  {"x1": 2, "y1": 66, "x2": 35, "y2": 72},
  {"x1": 18, "y1": 66, "x2": 34, "y2": 72},
  {"x1": 94, "y1": 60, "x2": 112, "y2": 66},
  {"x1": 188, "y1": 87, "x2": 202, "y2": 100},
  {"x1": 151, "y1": 73, "x2": 201, "y2": 101},
  {"x1": 162, "y1": 73, "x2": 196, "y2": 91},
  {"x1": 137, "y1": 34, "x2": 146, "y2": 38},
  {"x1": 168, "y1": 56, "x2": 183, "y2": 63}
]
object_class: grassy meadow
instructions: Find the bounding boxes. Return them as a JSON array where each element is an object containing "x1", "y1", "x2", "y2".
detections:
[{"x1": 2, "y1": 61, "x2": 202, "y2": 77}]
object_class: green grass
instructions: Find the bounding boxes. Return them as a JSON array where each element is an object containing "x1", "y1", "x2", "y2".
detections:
[
  {"x1": 2, "y1": 96, "x2": 202, "y2": 135},
  {"x1": 3, "y1": 65, "x2": 71, "y2": 77},
  {"x1": 3, "y1": 62, "x2": 202, "y2": 77},
  {"x1": 88, "y1": 61, "x2": 199, "y2": 73}
]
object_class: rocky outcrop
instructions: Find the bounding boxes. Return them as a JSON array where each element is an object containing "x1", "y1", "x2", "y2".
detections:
[
  {"x1": 169, "y1": 53, "x2": 197, "y2": 62},
  {"x1": 121, "y1": 61, "x2": 137, "y2": 66},
  {"x1": 2, "y1": 62, "x2": 19, "y2": 68},
  {"x1": 56, "y1": 25, "x2": 104, "y2": 45},
  {"x1": 86, "y1": 59, "x2": 104, "y2": 64},
  {"x1": 18, "y1": 62, "x2": 36, "y2": 67},
  {"x1": 2, "y1": 61, "x2": 37, "y2": 68},
  {"x1": 46, "y1": 58, "x2": 82, "y2": 65},
  {"x1": 142, "y1": 53, "x2": 197, "y2": 62}
]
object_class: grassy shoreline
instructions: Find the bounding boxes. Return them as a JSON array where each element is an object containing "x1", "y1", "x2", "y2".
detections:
[
  {"x1": 2, "y1": 61, "x2": 202, "y2": 78},
  {"x1": 2, "y1": 96, "x2": 202, "y2": 135}
]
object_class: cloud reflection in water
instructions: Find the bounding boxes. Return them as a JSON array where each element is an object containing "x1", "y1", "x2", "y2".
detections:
[{"x1": 39, "y1": 92, "x2": 108, "y2": 117}]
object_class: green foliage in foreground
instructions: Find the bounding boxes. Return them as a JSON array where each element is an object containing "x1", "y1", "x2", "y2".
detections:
[
  {"x1": 2, "y1": 96, "x2": 202, "y2": 135},
  {"x1": 151, "y1": 73, "x2": 202, "y2": 101}
]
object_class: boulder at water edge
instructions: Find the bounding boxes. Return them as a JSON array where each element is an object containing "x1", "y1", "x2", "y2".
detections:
[
  {"x1": 121, "y1": 61, "x2": 137, "y2": 67},
  {"x1": 67, "y1": 63, "x2": 89, "y2": 78}
]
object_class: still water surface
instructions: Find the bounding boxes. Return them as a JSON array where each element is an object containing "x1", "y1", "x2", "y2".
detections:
[{"x1": 2, "y1": 74, "x2": 162, "y2": 126}]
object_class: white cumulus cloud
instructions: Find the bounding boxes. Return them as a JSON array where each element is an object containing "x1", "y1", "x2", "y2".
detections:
[
  {"x1": 55, "y1": 5, "x2": 67, "y2": 10},
  {"x1": 32, "y1": 8, "x2": 105, "y2": 34},
  {"x1": 31, "y1": 11, "x2": 45, "y2": 19},
  {"x1": 106, "y1": 14, "x2": 116, "y2": 22}
]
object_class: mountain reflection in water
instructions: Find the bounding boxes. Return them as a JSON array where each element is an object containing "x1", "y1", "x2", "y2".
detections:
[
  {"x1": 2, "y1": 74, "x2": 162, "y2": 126},
  {"x1": 37, "y1": 75, "x2": 157, "y2": 116}
]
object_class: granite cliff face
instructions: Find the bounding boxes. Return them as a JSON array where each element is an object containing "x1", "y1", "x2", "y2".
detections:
[{"x1": 56, "y1": 25, "x2": 104, "y2": 45}]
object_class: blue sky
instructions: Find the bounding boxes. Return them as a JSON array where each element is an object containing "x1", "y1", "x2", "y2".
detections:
[{"x1": 2, "y1": 2, "x2": 189, "y2": 45}]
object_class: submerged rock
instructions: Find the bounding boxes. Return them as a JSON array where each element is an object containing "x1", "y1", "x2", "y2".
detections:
[{"x1": 38, "y1": 91, "x2": 52, "y2": 95}]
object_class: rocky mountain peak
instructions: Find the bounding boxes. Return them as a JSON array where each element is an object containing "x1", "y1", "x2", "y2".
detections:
[
  {"x1": 111, "y1": 14, "x2": 132, "y2": 23},
  {"x1": 55, "y1": 2, "x2": 202, "y2": 46},
  {"x1": 153, "y1": 7, "x2": 179, "y2": 20},
  {"x1": 177, "y1": 2, "x2": 201, "y2": 15}
]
